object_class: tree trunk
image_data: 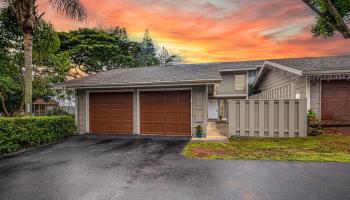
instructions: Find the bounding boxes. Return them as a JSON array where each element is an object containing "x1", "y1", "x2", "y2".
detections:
[
  {"x1": 0, "y1": 95, "x2": 10, "y2": 117},
  {"x1": 23, "y1": 32, "x2": 33, "y2": 114},
  {"x1": 303, "y1": 0, "x2": 350, "y2": 38},
  {"x1": 323, "y1": 0, "x2": 350, "y2": 38}
]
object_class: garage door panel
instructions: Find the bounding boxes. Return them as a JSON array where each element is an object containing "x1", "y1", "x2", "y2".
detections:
[
  {"x1": 140, "y1": 90, "x2": 191, "y2": 136},
  {"x1": 89, "y1": 92, "x2": 133, "y2": 134},
  {"x1": 163, "y1": 124, "x2": 177, "y2": 133},
  {"x1": 178, "y1": 113, "x2": 191, "y2": 122},
  {"x1": 322, "y1": 80, "x2": 350, "y2": 123},
  {"x1": 164, "y1": 113, "x2": 177, "y2": 121}
]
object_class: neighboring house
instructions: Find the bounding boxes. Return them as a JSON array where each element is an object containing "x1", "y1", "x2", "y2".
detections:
[
  {"x1": 253, "y1": 55, "x2": 350, "y2": 125},
  {"x1": 56, "y1": 54, "x2": 350, "y2": 136},
  {"x1": 54, "y1": 66, "x2": 89, "y2": 114}
]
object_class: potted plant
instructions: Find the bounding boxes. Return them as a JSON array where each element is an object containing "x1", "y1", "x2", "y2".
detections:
[{"x1": 195, "y1": 125, "x2": 203, "y2": 138}]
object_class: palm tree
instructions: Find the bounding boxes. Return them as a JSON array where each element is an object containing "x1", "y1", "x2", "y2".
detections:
[{"x1": 0, "y1": 0, "x2": 86, "y2": 114}]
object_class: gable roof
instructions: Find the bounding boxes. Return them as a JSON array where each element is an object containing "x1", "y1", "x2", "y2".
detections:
[
  {"x1": 57, "y1": 61, "x2": 262, "y2": 88},
  {"x1": 254, "y1": 55, "x2": 350, "y2": 88}
]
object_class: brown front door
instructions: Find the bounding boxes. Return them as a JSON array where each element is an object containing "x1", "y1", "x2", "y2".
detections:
[
  {"x1": 89, "y1": 92, "x2": 133, "y2": 134},
  {"x1": 321, "y1": 80, "x2": 350, "y2": 124},
  {"x1": 140, "y1": 90, "x2": 191, "y2": 136}
]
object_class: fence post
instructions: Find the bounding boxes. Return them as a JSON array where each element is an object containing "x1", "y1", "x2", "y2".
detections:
[
  {"x1": 258, "y1": 100, "x2": 264, "y2": 137},
  {"x1": 289, "y1": 99, "x2": 295, "y2": 137},
  {"x1": 278, "y1": 100, "x2": 285, "y2": 137},
  {"x1": 299, "y1": 99, "x2": 307, "y2": 137},
  {"x1": 268, "y1": 100, "x2": 274, "y2": 137},
  {"x1": 240, "y1": 100, "x2": 245, "y2": 136},
  {"x1": 249, "y1": 100, "x2": 255, "y2": 136},
  {"x1": 228, "y1": 100, "x2": 237, "y2": 136}
]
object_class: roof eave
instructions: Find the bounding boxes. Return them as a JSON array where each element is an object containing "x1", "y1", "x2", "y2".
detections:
[
  {"x1": 218, "y1": 67, "x2": 258, "y2": 72},
  {"x1": 303, "y1": 69, "x2": 350, "y2": 75},
  {"x1": 57, "y1": 79, "x2": 223, "y2": 89}
]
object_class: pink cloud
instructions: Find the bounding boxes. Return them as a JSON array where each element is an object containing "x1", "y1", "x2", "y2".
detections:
[{"x1": 37, "y1": 0, "x2": 350, "y2": 63}]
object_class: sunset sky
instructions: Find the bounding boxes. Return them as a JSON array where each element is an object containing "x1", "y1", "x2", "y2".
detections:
[{"x1": 37, "y1": 0, "x2": 350, "y2": 63}]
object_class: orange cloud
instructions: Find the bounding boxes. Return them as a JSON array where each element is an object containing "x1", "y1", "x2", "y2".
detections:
[{"x1": 37, "y1": 0, "x2": 350, "y2": 63}]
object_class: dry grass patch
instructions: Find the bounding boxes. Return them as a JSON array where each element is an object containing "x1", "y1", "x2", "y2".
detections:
[{"x1": 183, "y1": 134, "x2": 350, "y2": 162}]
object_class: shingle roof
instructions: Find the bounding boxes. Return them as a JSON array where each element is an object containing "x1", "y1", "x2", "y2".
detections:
[
  {"x1": 58, "y1": 54, "x2": 350, "y2": 89},
  {"x1": 269, "y1": 55, "x2": 350, "y2": 73},
  {"x1": 59, "y1": 60, "x2": 263, "y2": 88}
]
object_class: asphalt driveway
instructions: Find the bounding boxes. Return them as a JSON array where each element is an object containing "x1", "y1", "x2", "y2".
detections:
[{"x1": 0, "y1": 135, "x2": 350, "y2": 200}]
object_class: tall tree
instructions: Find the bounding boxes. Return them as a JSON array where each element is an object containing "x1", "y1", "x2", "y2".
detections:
[
  {"x1": 0, "y1": 8, "x2": 70, "y2": 116},
  {"x1": 0, "y1": 0, "x2": 86, "y2": 114},
  {"x1": 59, "y1": 28, "x2": 142, "y2": 72},
  {"x1": 137, "y1": 29, "x2": 160, "y2": 66},
  {"x1": 158, "y1": 46, "x2": 181, "y2": 65},
  {"x1": 302, "y1": 0, "x2": 350, "y2": 38}
]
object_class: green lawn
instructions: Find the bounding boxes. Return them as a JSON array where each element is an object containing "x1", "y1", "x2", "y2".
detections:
[{"x1": 183, "y1": 134, "x2": 350, "y2": 162}]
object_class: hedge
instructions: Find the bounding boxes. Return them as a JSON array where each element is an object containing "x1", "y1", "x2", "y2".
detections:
[{"x1": 0, "y1": 116, "x2": 76, "y2": 155}]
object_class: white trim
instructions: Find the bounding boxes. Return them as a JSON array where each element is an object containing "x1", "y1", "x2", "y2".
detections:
[
  {"x1": 304, "y1": 70, "x2": 350, "y2": 75},
  {"x1": 65, "y1": 81, "x2": 222, "y2": 89},
  {"x1": 137, "y1": 89, "x2": 140, "y2": 134},
  {"x1": 137, "y1": 88, "x2": 193, "y2": 136},
  {"x1": 74, "y1": 89, "x2": 79, "y2": 133},
  {"x1": 219, "y1": 67, "x2": 257, "y2": 72},
  {"x1": 85, "y1": 91, "x2": 89, "y2": 133},
  {"x1": 213, "y1": 94, "x2": 247, "y2": 98},
  {"x1": 265, "y1": 61, "x2": 303, "y2": 76},
  {"x1": 137, "y1": 88, "x2": 192, "y2": 92},
  {"x1": 205, "y1": 85, "x2": 208, "y2": 134},
  {"x1": 246, "y1": 71, "x2": 249, "y2": 99},
  {"x1": 319, "y1": 80, "x2": 322, "y2": 121},
  {"x1": 85, "y1": 89, "x2": 134, "y2": 133},
  {"x1": 306, "y1": 78, "x2": 311, "y2": 110}
]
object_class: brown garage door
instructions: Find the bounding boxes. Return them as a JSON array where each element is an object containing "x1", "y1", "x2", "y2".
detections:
[
  {"x1": 89, "y1": 92, "x2": 133, "y2": 133},
  {"x1": 140, "y1": 90, "x2": 191, "y2": 136},
  {"x1": 321, "y1": 80, "x2": 350, "y2": 124}
]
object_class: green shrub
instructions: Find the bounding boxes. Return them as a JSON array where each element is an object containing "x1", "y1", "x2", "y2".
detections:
[
  {"x1": 0, "y1": 116, "x2": 76, "y2": 155},
  {"x1": 307, "y1": 110, "x2": 318, "y2": 124},
  {"x1": 307, "y1": 110, "x2": 324, "y2": 136}
]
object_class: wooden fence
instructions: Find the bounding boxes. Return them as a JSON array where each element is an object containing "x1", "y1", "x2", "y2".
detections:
[{"x1": 228, "y1": 99, "x2": 307, "y2": 137}]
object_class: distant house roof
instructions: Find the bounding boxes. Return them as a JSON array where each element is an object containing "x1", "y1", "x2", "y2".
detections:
[
  {"x1": 66, "y1": 66, "x2": 89, "y2": 80},
  {"x1": 57, "y1": 61, "x2": 262, "y2": 88},
  {"x1": 33, "y1": 98, "x2": 59, "y2": 106}
]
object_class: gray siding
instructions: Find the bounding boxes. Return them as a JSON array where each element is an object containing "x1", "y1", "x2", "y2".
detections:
[
  {"x1": 259, "y1": 69, "x2": 293, "y2": 91},
  {"x1": 310, "y1": 80, "x2": 321, "y2": 117},
  {"x1": 255, "y1": 69, "x2": 306, "y2": 99},
  {"x1": 192, "y1": 86, "x2": 208, "y2": 134},
  {"x1": 216, "y1": 71, "x2": 247, "y2": 95},
  {"x1": 76, "y1": 85, "x2": 208, "y2": 135},
  {"x1": 295, "y1": 76, "x2": 307, "y2": 99},
  {"x1": 77, "y1": 90, "x2": 86, "y2": 133}
]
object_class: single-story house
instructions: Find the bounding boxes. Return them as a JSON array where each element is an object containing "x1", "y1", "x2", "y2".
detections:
[
  {"x1": 253, "y1": 55, "x2": 350, "y2": 125},
  {"x1": 57, "y1": 54, "x2": 350, "y2": 136}
]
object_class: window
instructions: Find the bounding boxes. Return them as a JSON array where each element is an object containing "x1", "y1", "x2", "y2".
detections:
[
  {"x1": 235, "y1": 74, "x2": 245, "y2": 91},
  {"x1": 248, "y1": 70, "x2": 257, "y2": 84}
]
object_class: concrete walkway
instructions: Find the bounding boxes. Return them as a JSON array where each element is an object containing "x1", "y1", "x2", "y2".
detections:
[{"x1": 192, "y1": 121, "x2": 228, "y2": 141}]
